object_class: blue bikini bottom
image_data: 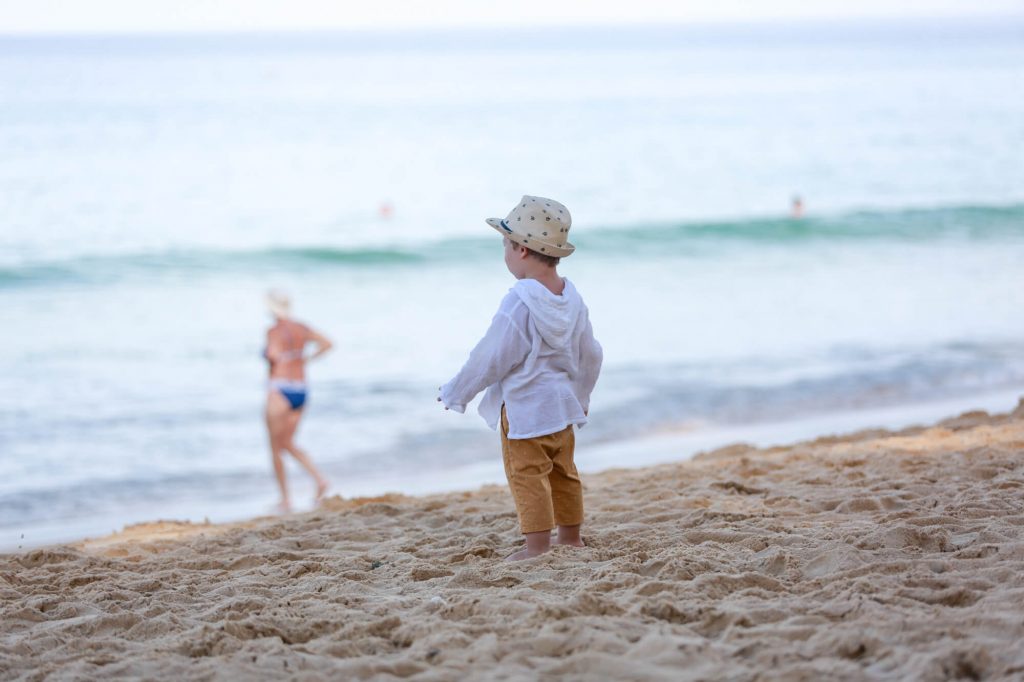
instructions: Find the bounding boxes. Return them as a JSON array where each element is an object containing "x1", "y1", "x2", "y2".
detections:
[{"x1": 270, "y1": 380, "x2": 307, "y2": 410}]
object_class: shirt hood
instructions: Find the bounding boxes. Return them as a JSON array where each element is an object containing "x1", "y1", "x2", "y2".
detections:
[{"x1": 512, "y1": 278, "x2": 583, "y2": 349}]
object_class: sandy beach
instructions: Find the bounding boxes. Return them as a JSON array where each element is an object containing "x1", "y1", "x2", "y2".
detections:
[{"x1": 2, "y1": 401, "x2": 1023, "y2": 680}]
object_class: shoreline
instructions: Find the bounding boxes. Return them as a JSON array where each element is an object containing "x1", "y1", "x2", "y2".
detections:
[
  {"x1": 3, "y1": 398, "x2": 1023, "y2": 678},
  {"x1": 4, "y1": 386, "x2": 1023, "y2": 552},
  {"x1": 63, "y1": 389, "x2": 1023, "y2": 556}
]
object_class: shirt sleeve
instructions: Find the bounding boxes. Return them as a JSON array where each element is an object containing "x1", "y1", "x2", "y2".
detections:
[
  {"x1": 575, "y1": 314, "x2": 603, "y2": 413},
  {"x1": 439, "y1": 308, "x2": 530, "y2": 413}
]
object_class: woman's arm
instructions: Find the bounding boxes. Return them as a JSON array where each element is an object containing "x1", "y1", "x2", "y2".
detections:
[{"x1": 305, "y1": 327, "x2": 333, "y2": 361}]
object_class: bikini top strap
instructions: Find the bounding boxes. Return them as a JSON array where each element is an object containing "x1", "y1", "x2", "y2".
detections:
[{"x1": 279, "y1": 321, "x2": 305, "y2": 360}]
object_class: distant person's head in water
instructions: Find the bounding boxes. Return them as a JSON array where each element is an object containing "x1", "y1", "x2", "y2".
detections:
[
  {"x1": 791, "y1": 195, "x2": 804, "y2": 219},
  {"x1": 266, "y1": 289, "x2": 291, "y2": 320}
]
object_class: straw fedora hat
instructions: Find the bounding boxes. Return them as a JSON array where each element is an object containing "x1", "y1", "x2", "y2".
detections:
[
  {"x1": 485, "y1": 195, "x2": 575, "y2": 258},
  {"x1": 265, "y1": 289, "x2": 292, "y2": 319}
]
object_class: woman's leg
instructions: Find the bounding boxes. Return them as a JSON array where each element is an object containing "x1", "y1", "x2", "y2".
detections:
[
  {"x1": 265, "y1": 390, "x2": 293, "y2": 511},
  {"x1": 282, "y1": 408, "x2": 329, "y2": 502}
]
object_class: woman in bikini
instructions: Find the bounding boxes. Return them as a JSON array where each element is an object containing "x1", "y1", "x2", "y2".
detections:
[{"x1": 264, "y1": 290, "x2": 332, "y2": 512}]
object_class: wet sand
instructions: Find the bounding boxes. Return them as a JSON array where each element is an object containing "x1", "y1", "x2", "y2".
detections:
[{"x1": 2, "y1": 401, "x2": 1024, "y2": 680}]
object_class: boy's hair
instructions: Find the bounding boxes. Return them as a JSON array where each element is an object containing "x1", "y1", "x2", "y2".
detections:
[{"x1": 525, "y1": 248, "x2": 560, "y2": 267}]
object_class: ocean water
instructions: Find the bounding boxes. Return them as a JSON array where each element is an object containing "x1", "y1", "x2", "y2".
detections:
[{"x1": 2, "y1": 21, "x2": 1023, "y2": 547}]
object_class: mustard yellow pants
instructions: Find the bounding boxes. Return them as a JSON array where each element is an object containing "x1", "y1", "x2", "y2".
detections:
[{"x1": 500, "y1": 407, "x2": 584, "y2": 534}]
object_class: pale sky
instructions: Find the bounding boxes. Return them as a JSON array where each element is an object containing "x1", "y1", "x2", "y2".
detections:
[{"x1": 0, "y1": 0, "x2": 1020, "y2": 34}]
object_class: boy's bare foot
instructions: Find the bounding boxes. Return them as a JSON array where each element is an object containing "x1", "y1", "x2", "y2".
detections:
[
  {"x1": 505, "y1": 546, "x2": 549, "y2": 562},
  {"x1": 555, "y1": 524, "x2": 584, "y2": 547},
  {"x1": 271, "y1": 501, "x2": 292, "y2": 515},
  {"x1": 505, "y1": 530, "x2": 554, "y2": 561},
  {"x1": 553, "y1": 539, "x2": 586, "y2": 548}
]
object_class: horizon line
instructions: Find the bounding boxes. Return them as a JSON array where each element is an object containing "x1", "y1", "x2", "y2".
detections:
[{"x1": 1, "y1": 13, "x2": 1022, "y2": 40}]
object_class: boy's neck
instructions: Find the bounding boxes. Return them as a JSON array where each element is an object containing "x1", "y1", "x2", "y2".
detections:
[{"x1": 522, "y1": 266, "x2": 564, "y2": 296}]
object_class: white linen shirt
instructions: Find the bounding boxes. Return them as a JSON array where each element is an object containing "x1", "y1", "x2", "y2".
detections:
[{"x1": 439, "y1": 278, "x2": 603, "y2": 439}]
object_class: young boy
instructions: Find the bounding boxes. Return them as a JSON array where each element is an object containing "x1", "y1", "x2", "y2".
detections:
[{"x1": 438, "y1": 195, "x2": 603, "y2": 561}]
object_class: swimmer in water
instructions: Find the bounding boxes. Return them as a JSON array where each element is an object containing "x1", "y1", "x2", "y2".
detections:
[
  {"x1": 263, "y1": 290, "x2": 333, "y2": 512},
  {"x1": 791, "y1": 195, "x2": 804, "y2": 219}
]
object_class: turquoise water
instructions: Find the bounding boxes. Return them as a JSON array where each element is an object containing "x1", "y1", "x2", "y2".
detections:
[
  {"x1": 1, "y1": 21, "x2": 1023, "y2": 546},
  {"x1": 3, "y1": 204, "x2": 1024, "y2": 287}
]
